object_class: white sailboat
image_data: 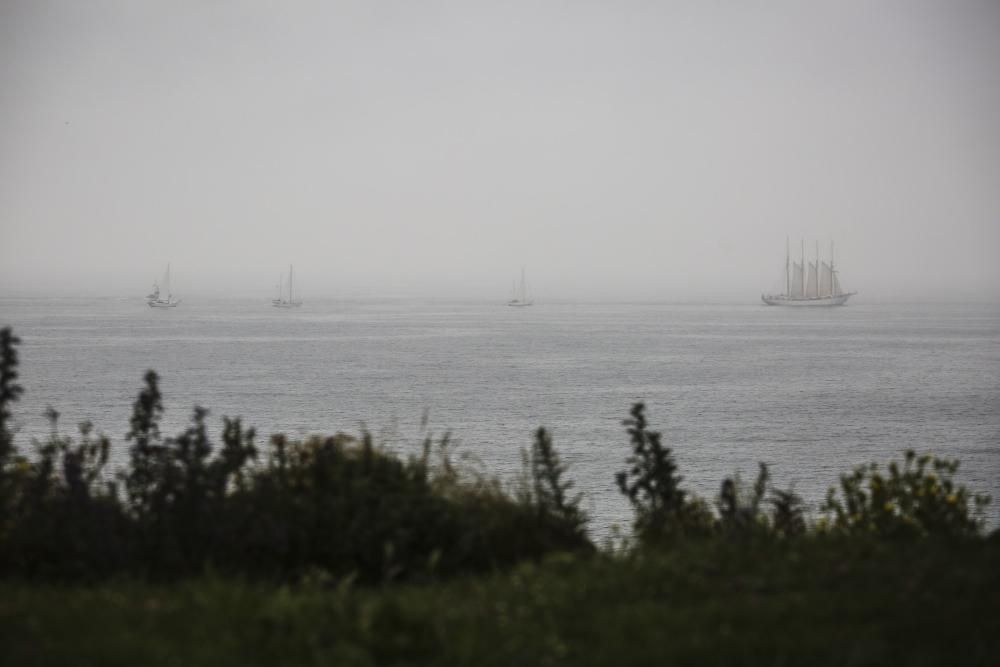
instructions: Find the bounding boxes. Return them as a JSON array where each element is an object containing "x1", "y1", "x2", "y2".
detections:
[
  {"x1": 762, "y1": 240, "x2": 856, "y2": 306},
  {"x1": 507, "y1": 267, "x2": 533, "y2": 307},
  {"x1": 272, "y1": 264, "x2": 303, "y2": 308},
  {"x1": 146, "y1": 263, "x2": 180, "y2": 308}
]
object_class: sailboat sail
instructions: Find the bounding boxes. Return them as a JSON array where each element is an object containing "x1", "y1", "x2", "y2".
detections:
[
  {"x1": 272, "y1": 265, "x2": 303, "y2": 308},
  {"x1": 806, "y1": 262, "x2": 818, "y2": 298},
  {"x1": 507, "y1": 267, "x2": 533, "y2": 307},
  {"x1": 790, "y1": 263, "x2": 803, "y2": 297},
  {"x1": 819, "y1": 262, "x2": 832, "y2": 296},
  {"x1": 146, "y1": 263, "x2": 179, "y2": 308}
]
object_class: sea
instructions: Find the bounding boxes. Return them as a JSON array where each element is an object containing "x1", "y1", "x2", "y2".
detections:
[{"x1": 1, "y1": 297, "x2": 998, "y2": 535}]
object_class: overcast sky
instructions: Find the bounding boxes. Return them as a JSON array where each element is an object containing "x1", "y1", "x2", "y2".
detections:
[{"x1": 1, "y1": 0, "x2": 998, "y2": 301}]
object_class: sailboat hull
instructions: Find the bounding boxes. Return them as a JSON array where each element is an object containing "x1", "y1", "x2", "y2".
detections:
[
  {"x1": 147, "y1": 300, "x2": 179, "y2": 308},
  {"x1": 761, "y1": 293, "x2": 854, "y2": 307}
]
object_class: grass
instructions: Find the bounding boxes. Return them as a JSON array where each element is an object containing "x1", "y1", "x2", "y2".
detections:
[{"x1": 4, "y1": 537, "x2": 999, "y2": 666}]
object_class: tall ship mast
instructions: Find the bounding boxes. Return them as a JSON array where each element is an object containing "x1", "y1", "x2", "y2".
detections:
[{"x1": 761, "y1": 240, "x2": 856, "y2": 306}]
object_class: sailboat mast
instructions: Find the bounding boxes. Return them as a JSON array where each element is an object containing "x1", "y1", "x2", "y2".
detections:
[
  {"x1": 800, "y1": 240, "x2": 805, "y2": 298},
  {"x1": 289, "y1": 265, "x2": 293, "y2": 303},
  {"x1": 785, "y1": 237, "x2": 790, "y2": 296},
  {"x1": 830, "y1": 241, "x2": 835, "y2": 296},
  {"x1": 815, "y1": 241, "x2": 819, "y2": 298}
]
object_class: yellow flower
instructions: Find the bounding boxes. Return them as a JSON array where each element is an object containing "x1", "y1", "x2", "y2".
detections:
[{"x1": 946, "y1": 494, "x2": 958, "y2": 505}]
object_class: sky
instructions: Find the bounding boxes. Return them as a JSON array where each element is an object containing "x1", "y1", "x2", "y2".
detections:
[{"x1": 1, "y1": 0, "x2": 998, "y2": 301}]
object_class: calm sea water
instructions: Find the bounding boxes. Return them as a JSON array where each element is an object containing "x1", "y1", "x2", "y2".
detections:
[{"x1": 1, "y1": 297, "x2": 998, "y2": 534}]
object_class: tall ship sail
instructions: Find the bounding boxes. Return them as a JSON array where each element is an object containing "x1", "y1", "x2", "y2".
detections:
[
  {"x1": 507, "y1": 267, "x2": 533, "y2": 307},
  {"x1": 146, "y1": 263, "x2": 180, "y2": 308},
  {"x1": 272, "y1": 264, "x2": 303, "y2": 308},
  {"x1": 762, "y1": 240, "x2": 856, "y2": 307}
]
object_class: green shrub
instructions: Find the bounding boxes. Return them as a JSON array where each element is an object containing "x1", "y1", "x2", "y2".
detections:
[
  {"x1": 820, "y1": 450, "x2": 990, "y2": 539},
  {"x1": 615, "y1": 403, "x2": 714, "y2": 544},
  {"x1": 715, "y1": 464, "x2": 808, "y2": 539},
  {"x1": 717, "y1": 463, "x2": 769, "y2": 535},
  {"x1": 0, "y1": 325, "x2": 995, "y2": 585},
  {"x1": 0, "y1": 327, "x2": 592, "y2": 581},
  {"x1": 1, "y1": 409, "x2": 130, "y2": 579},
  {"x1": 0, "y1": 327, "x2": 25, "y2": 539}
]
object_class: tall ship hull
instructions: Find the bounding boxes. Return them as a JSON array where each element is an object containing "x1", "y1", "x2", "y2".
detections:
[
  {"x1": 761, "y1": 293, "x2": 852, "y2": 307},
  {"x1": 762, "y1": 240, "x2": 855, "y2": 307}
]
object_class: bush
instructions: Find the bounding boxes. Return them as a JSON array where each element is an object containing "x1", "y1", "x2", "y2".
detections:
[
  {"x1": 0, "y1": 328, "x2": 592, "y2": 582},
  {"x1": 1, "y1": 408, "x2": 131, "y2": 579},
  {"x1": 820, "y1": 450, "x2": 990, "y2": 539},
  {"x1": 715, "y1": 464, "x2": 808, "y2": 539},
  {"x1": 0, "y1": 326, "x2": 994, "y2": 585},
  {"x1": 615, "y1": 403, "x2": 714, "y2": 544}
]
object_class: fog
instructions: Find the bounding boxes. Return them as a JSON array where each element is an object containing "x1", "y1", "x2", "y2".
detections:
[{"x1": 1, "y1": 1, "x2": 998, "y2": 302}]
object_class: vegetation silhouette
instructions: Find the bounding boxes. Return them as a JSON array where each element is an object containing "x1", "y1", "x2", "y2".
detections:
[
  {"x1": 0, "y1": 328, "x2": 592, "y2": 582},
  {"x1": 0, "y1": 325, "x2": 993, "y2": 586},
  {"x1": 1, "y1": 325, "x2": 999, "y2": 663}
]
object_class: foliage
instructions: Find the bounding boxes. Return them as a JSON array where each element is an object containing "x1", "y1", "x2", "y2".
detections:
[
  {"x1": 615, "y1": 402, "x2": 714, "y2": 543},
  {"x1": 3, "y1": 538, "x2": 999, "y2": 666},
  {"x1": 0, "y1": 326, "x2": 995, "y2": 588},
  {"x1": 715, "y1": 464, "x2": 808, "y2": 539},
  {"x1": 529, "y1": 427, "x2": 586, "y2": 532},
  {"x1": 768, "y1": 486, "x2": 807, "y2": 538},
  {"x1": 1, "y1": 406, "x2": 130, "y2": 580},
  {"x1": 717, "y1": 462, "x2": 769, "y2": 534},
  {"x1": 0, "y1": 329, "x2": 591, "y2": 582},
  {"x1": 821, "y1": 450, "x2": 991, "y2": 539},
  {"x1": 0, "y1": 327, "x2": 23, "y2": 466},
  {"x1": 0, "y1": 328, "x2": 23, "y2": 543}
]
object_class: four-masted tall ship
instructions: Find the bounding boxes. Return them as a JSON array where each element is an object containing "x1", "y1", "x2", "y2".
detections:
[{"x1": 762, "y1": 240, "x2": 856, "y2": 307}]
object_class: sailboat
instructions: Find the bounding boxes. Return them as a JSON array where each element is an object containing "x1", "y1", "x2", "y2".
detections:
[
  {"x1": 272, "y1": 264, "x2": 303, "y2": 308},
  {"x1": 146, "y1": 264, "x2": 180, "y2": 308},
  {"x1": 507, "y1": 267, "x2": 533, "y2": 307},
  {"x1": 761, "y1": 240, "x2": 856, "y2": 306}
]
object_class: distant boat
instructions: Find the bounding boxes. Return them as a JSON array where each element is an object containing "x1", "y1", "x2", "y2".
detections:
[
  {"x1": 762, "y1": 240, "x2": 856, "y2": 306},
  {"x1": 272, "y1": 264, "x2": 302, "y2": 308},
  {"x1": 507, "y1": 267, "x2": 533, "y2": 307},
  {"x1": 147, "y1": 263, "x2": 180, "y2": 308}
]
